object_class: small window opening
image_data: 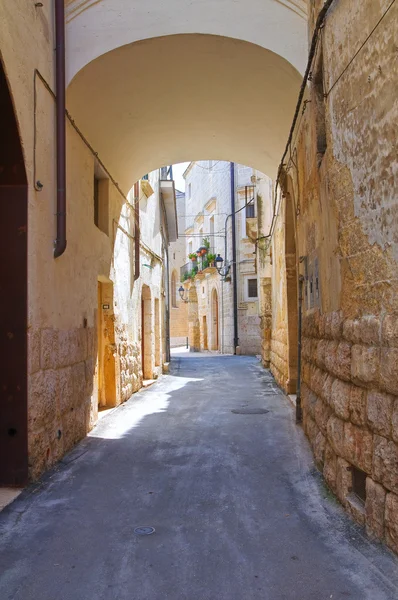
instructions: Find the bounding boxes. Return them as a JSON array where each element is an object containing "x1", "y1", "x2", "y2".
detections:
[
  {"x1": 352, "y1": 467, "x2": 367, "y2": 504},
  {"x1": 246, "y1": 203, "x2": 255, "y2": 218},
  {"x1": 94, "y1": 163, "x2": 110, "y2": 235},
  {"x1": 248, "y1": 278, "x2": 258, "y2": 299}
]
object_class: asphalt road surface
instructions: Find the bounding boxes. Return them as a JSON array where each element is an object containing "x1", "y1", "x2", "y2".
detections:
[{"x1": 1, "y1": 353, "x2": 397, "y2": 600}]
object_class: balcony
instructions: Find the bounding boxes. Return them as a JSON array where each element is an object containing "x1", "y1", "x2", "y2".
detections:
[{"x1": 159, "y1": 165, "x2": 177, "y2": 242}]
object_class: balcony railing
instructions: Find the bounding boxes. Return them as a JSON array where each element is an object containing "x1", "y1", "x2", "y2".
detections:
[{"x1": 180, "y1": 261, "x2": 198, "y2": 282}]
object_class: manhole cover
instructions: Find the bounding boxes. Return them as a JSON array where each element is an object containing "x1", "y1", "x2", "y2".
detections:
[
  {"x1": 134, "y1": 527, "x2": 156, "y2": 535},
  {"x1": 231, "y1": 408, "x2": 269, "y2": 415}
]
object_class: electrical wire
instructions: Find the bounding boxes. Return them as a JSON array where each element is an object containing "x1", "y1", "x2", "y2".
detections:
[
  {"x1": 326, "y1": 0, "x2": 397, "y2": 97},
  {"x1": 255, "y1": 0, "x2": 336, "y2": 247}
]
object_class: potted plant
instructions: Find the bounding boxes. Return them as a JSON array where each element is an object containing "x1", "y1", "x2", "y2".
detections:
[
  {"x1": 188, "y1": 253, "x2": 197, "y2": 262},
  {"x1": 207, "y1": 253, "x2": 216, "y2": 267}
]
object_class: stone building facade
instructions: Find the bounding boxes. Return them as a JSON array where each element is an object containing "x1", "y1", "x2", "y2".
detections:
[
  {"x1": 178, "y1": 162, "x2": 269, "y2": 355},
  {"x1": 169, "y1": 189, "x2": 189, "y2": 348},
  {"x1": 0, "y1": 1, "x2": 176, "y2": 483},
  {"x1": 256, "y1": 0, "x2": 398, "y2": 553}
]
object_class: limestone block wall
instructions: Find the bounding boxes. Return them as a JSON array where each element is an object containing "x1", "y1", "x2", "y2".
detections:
[
  {"x1": 266, "y1": 0, "x2": 398, "y2": 552},
  {"x1": 301, "y1": 310, "x2": 398, "y2": 552},
  {"x1": 28, "y1": 325, "x2": 96, "y2": 479}
]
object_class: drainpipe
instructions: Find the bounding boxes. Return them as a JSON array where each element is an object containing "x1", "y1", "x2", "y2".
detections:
[
  {"x1": 54, "y1": 0, "x2": 67, "y2": 258},
  {"x1": 296, "y1": 274, "x2": 304, "y2": 423},
  {"x1": 134, "y1": 181, "x2": 140, "y2": 281},
  {"x1": 230, "y1": 162, "x2": 239, "y2": 353}
]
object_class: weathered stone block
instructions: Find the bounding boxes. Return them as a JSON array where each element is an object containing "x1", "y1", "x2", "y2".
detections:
[
  {"x1": 336, "y1": 457, "x2": 352, "y2": 505},
  {"x1": 349, "y1": 385, "x2": 366, "y2": 427},
  {"x1": 305, "y1": 414, "x2": 319, "y2": 445},
  {"x1": 334, "y1": 342, "x2": 352, "y2": 381},
  {"x1": 314, "y1": 397, "x2": 332, "y2": 436},
  {"x1": 314, "y1": 431, "x2": 326, "y2": 465},
  {"x1": 385, "y1": 492, "x2": 398, "y2": 554},
  {"x1": 365, "y1": 478, "x2": 386, "y2": 540},
  {"x1": 380, "y1": 348, "x2": 398, "y2": 396},
  {"x1": 324, "y1": 340, "x2": 338, "y2": 374},
  {"x1": 330, "y1": 378, "x2": 351, "y2": 420},
  {"x1": 330, "y1": 311, "x2": 344, "y2": 340},
  {"x1": 58, "y1": 366, "x2": 74, "y2": 414},
  {"x1": 381, "y1": 315, "x2": 398, "y2": 348},
  {"x1": 322, "y1": 373, "x2": 334, "y2": 405},
  {"x1": 311, "y1": 366, "x2": 328, "y2": 398},
  {"x1": 392, "y1": 400, "x2": 398, "y2": 444},
  {"x1": 29, "y1": 369, "x2": 59, "y2": 431},
  {"x1": 58, "y1": 329, "x2": 87, "y2": 368},
  {"x1": 40, "y1": 328, "x2": 59, "y2": 370},
  {"x1": 344, "y1": 422, "x2": 373, "y2": 474},
  {"x1": 357, "y1": 316, "x2": 381, "y2": 346},
  {"x1": 85, "y1": 358, "x2": 96, "y2": 397},
  {"x1": 323, "y1": 443, "x2": 337, "y2": 493},
  {"x1": 72, "y1": 362, "x2": 87, "y2": 406},
  {"x1": 373, "y1": 435, "x2": 398, "y2": 494},
  {"x1": 327, "y1": 414, "x2": 345, "y2": 457},
  {"x1": 315, "y1": 339, "x2": 327, "y2": 370},
  {"x1": 28, "y1": 328, "x2": 41, "y2": 374},
  {"x1": 351, "y1": 345, "x2": 380, "y2": 386},
  {"x1": 366, "y1": 391, "x2": 394, "y2": 437}
]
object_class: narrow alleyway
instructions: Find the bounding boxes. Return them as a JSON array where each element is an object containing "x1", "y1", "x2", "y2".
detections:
[{"x1": 0, "y1": 355, "x2": 397, "y2": 600}]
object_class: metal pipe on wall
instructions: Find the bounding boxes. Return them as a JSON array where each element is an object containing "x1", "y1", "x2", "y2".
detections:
[
  {"x1": 134, "y1": 181, "x2": 140, "y2": 281},
  {"x1": 296, "y1": 274, "x2": 304, "y2": 423},
  {"x1": 230, "y1": 162, "x2": 239, "y2": 353},
  {"x1": 54, "y1": 0, "x2": 67, "y2": 258}
]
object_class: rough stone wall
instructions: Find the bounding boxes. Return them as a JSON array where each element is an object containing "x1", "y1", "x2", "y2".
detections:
[
  {"x1": 269, "y1": 0, "x2": 398, "y2": 551},
  {"x1": 270, "y1": 199, "x2": 290, "y2": 389}
]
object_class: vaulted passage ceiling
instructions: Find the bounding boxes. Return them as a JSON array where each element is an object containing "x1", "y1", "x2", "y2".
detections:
[
  {"x1": 65, "y1": 0, "x2": 307, "y2": 83},
  {"x1": 67, "y1": 34, "x2": 303, "y2": 193}
]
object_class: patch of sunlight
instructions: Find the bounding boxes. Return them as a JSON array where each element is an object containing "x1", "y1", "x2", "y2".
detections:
[{"x1": 89, "y1": 375, "x2": 202, "y2": 439}]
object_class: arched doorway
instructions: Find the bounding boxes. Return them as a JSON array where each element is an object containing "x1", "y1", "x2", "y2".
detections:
[
  {"x1": 211, "y1": 288, "x2": 219, "y2": 350},
  {"x1": 285, "y1": 187, "x2": 298, "y2": 394},
  {"x1": 141, "y1": 285, "x2": 153, "y2": 379},
  {"x1": 0, "y1": 62, "x2": 28, "y2": 484},
  {"x1": 97, "y1": 279, "x2": 117, "y2": 408}
]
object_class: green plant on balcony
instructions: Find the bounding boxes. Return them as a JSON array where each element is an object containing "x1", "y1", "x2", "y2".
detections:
[
  {"x1": 202, "y1": 237, "x2": 210, "y2": 250},
  {"x1": 207, "y1": 253, "x2": 216, "y2": 267},
  {"x1": 188, "y1": 253, "x2": 197, "y2": 261}
]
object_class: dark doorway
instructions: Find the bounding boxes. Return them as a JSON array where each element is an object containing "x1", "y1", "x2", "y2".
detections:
[{"x1": 0, "y1": 62, "x2": 28, "y2": 484}]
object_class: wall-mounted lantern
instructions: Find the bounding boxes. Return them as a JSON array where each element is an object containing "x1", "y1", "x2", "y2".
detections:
[
  {"x1": 215, "y1": 254, "x2": 231, "y2": 281},
  {"x1": 178, "y1": 285, "x2": 189, "y2": 303}
]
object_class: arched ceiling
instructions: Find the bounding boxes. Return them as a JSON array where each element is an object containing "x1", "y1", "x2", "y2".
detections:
[
  {"x1": 66, "y1": 34, "x2": 303, "y2": 193},
  {"x1": 65, "y1": 0, "x2": 307, "y2": 84}
]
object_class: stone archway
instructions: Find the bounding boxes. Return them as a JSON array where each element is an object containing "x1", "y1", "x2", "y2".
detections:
[{"x1": 0, "y1": 60, "x2": 28, "y2": 485}]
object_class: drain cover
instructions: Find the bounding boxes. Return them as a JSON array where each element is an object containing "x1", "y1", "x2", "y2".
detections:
[
  {"x1": 134, "y1": 527, "x2": 155, "y2": 535},
  {"x1": 231, "y1": 408, "x2": 269, "y2": 415}
]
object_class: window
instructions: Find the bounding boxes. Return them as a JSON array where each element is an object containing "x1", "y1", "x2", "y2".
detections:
[
  {"x1": 246, "y1": 203, "x2": 255, "y2": 218},
  {"x1": 93, "y1": 163, "x2": 109, "y2": 235},
  {"x1": 352, "y1": 467, "x2": 367, "y2": 504},
  {"x1": 248, "y1": 278, "x2": 258, "y2": 299}
]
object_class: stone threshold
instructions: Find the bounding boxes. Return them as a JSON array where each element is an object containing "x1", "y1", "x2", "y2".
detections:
[{"x1": 0, "y1": 488, "x2": 22, "y2": 513}]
